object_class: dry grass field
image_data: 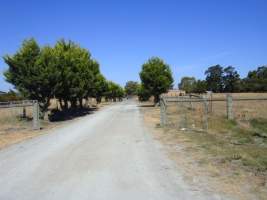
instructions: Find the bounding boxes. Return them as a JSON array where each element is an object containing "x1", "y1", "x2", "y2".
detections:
[
  {"x1": 141, "y1": 93, "x2": 267, "y2": 200},
  {"x1": 0, "y1": 106, "x2": 40, "y2": 149},
  {"x1": 210, "y1": 93, "x2": 267, "y2": 120},
  {"x1": 0, "y1": 107, "x2": 33, "y2": 134}
]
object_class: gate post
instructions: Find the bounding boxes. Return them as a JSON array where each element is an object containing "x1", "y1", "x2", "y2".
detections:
[{"x1": 33, "y1": 101, "x2": 40, "y2": 130}]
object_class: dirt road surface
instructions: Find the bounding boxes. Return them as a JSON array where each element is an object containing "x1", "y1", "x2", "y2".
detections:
[{"x1": 0, "y1": 100, "x2": 229, "y2": 200}]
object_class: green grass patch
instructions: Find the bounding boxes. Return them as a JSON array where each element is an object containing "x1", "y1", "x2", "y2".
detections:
[
  {"x1": 250, "y1": 118, "x2": 267, "y2": 133},
  {"x1": 178, "y1": 116, "x2": 267, "y2": 173}
]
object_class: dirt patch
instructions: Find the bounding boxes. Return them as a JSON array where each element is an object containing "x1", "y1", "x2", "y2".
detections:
[
  {"x1": 0, "y1": 130, "x2": 43, "y2": 149},
  {"x1": 141, "y1": 103, "x2": 267, "y2": 200},
  {"x1": 0, "y1": 119, "x2": 67, "y2": 150}
]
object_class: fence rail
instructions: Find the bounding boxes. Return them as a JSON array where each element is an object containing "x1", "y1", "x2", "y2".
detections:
[
  {"x1": 0, "y1": 100, "x2": 37, "y2": 108},
  {"x1": 162, "y1": 96, "x2": 267, "y2": 102}
]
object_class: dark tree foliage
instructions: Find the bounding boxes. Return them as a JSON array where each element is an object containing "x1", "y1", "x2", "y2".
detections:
[
  {"x1": 125, "y1": 81, "x2": 139, "y2": 96},
  {"x1": 105, "y1": 81, "x2": 124, "y2": 102},
  {"x1": 223, "y1": 66, "x2": 241, "y2": 92},
  {"x1": 93, "y1": 74, "x2": 109, "y2": 104},
  {"x1": 137, "y1": 84, "x2": 151, "y2": 101},
  {"x1": 205, "y1": 65, "x2": 224, "y2": 92},
  {"x1": 181, "y1": 65, "x2": 267, "y2": 94},
  {"x1": 139, "y1": 57, "x2": 173, "y2": 104},
  {"x1": 243, "y1": 66, "x2": 267, "y2": 92},
  {"x1": 192, "y1": 80, "x2": 207, "y2": 93},
  {"x1": 178, "y1": 77, "x2": 196, "y2": 93}
]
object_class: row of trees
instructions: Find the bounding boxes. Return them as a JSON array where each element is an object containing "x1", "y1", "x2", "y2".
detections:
[
  {"x1": 124, "y1": 81, "x2": 139, "y2": 96},
  {"x1": 0, "y1": 90, "x2": 24, "y2": 102},
  {"x1": 179, "y1": 65, "x2": 267, "y2": 93},
  {"x1": 7, "y1": 39, "x2": 264, "y2": 111},
  {"x1": 4, "y1": 39, "x2": 124, "y2": 113},
  {"x1": 126, "y1": 61, "x2": 267, "y2": 104}
]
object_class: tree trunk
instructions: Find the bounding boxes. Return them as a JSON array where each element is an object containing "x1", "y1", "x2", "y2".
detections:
[
  {"x1": 22, "y1": 107, "x2": 26, "y2": 118},
  {"x1": 59, "y1": 99, "x2": 64, "y2": 110},
  {"x1": 71, "y1": 100, "x2": 77, "y2": 108},
  {"x1": 154, "y1": 95, "x2": 160, "y2": 105},
  {"x1": 63, "y1": 99, "x2": 68, "y2": 110},
  {"x1": 96, "y1": 96, "x2": 102, "y2": 104},
  {"x1": 79, "y1": 98, "x2": 83, "y2": 108}
]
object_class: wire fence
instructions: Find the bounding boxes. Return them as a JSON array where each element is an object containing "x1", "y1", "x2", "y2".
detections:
[
  {"x1": 160, "y1": 93, "x2": 267, "y2": 132},
  {"x1": 0, "y1": 100, "x2": 40, "y2": 134}
]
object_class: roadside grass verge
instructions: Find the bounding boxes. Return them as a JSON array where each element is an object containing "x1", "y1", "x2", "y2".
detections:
[
  {"x1": 180, "y1": 116, "x2": 267, "y2": 173},
  {"x1": 141, "y1": 99, "x2": 267, "y2": 199}
]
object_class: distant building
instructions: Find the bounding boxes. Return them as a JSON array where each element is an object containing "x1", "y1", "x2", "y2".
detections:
[{"x1": 163, "y1": 89, "x2": 186, "y2": 97}]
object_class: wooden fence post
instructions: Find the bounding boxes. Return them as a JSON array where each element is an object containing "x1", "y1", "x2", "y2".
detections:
[
  {"x1": 209, "y1": 92, "x2": 213, "y2": 113},
  {"x1": 226, "y1": 94, "x2": 233, "y2": 120},
  {"x1": 160, "y1": 97, "x2": 167, "y2": 126},
  {"x1": 33, "y1": 101, "x2": 40, "y2": 130},
  {"x1": 22, "y1": 107, "x2": 26, "y2": 118},
  {"x1": 203, "y1": 97, "x2": 209, "y2": 130},
  {"x1": 189, "y1": 95, "x2": 193, "y2": 110}
]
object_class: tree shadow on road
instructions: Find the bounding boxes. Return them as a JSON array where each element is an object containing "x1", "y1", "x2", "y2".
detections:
[
  {"x1": 138, "y1": 104, "x2": 155, "y2": 107},
  {"x1": 48, "y1": 107, "x2": 98, "y2": 122}
]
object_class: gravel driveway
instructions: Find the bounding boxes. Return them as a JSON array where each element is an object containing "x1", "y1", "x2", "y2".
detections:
[{"x1": 0, "y1": 100, "x2": 226, "y2": 200}]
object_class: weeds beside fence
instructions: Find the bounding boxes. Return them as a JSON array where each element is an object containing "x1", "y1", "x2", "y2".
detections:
[
  {"x1": 160, "y1": 93, "x2": 267, "y2": 172},
  {"x1": 160, "y1": 93, "x2": 267, "y2": 132}
]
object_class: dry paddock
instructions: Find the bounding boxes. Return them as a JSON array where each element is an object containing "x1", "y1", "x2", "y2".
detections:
[{"x1": 210, "y1": 93, "x2": 267, "y2": 120}]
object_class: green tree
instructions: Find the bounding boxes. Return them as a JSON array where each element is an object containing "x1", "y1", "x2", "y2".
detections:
[
  {"x1": 139, "y1": 57, "x2": 173, "y2": 104},
  {"x1": 53, "y1": 40, "x2": 96, "y2": 108},
  {"x1": 243, "y1": 66, "x2": 267, "y2": 92},
  {"x1": 178, "y1": 77, "x2": 196, "y2": 93},
  {"x1": 125, "y1": 81, "x2": 139, "y2": 96},
  {"x1": 4, "y1": 38, "x2": 124, "y2": 115},
  {"x1": 205, "y1": 65, "x2": 224, "y2": 92},
  {"x1": 192, "y1": 80, "x2": 207, "y2": 93},
  {"x1": 223, "y1": 66, "x2": 241, "y2": 92},
  {"x1": 105, "y1": 81, "x2": 124, "y2": 102},
  {"x1": 137, "y1": 84, "x2": 151, "y2": 101},
  {"x1": 117, "y1": 87, "x2": 125, "y2": 101},
  {"x1": 93, "y1": 74, "x2": 108, "y2": 103},
  {"x1": 4, "y1": 39, "x2": 55, "y2": 113}
]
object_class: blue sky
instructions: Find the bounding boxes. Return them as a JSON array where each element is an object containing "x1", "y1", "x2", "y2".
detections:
[{"x1": 0, "y1": 0, "x2": 267, "y2": 91}]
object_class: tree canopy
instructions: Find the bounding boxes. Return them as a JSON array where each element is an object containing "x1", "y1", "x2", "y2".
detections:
[
  {"x1": 243, "y1": 66, "x2": 267, "y2": 92},
  {"x1": 205, "y1": 65, "x2": 224, "y2": 92},
  {"x1": 178, "y1": 65, "x2": 267, "y2": 94},
  {"x1": 223, "y1": 66, "x2": 241, "y2": 92},
  {"x1": 4, "y1": 39, "x2": 54, "y2": 112},
  {"x1": 139, "y1": 57, "x2": 173, "y2": 103},
  {"x1": 178, "y1": 77, "x2": 196, "y2": 93},
  {"x1": 124, "y1": 81, "x2": 139, "y2": 96},
  {"x1": 105, "y1": 81, "x2": 125, "y2": 101},
  {"x1": 137, "y1": 84, "x2": 151, "y2": 101},
  {"x1": 4, "y1": 38, "x2": 123, "y2": 113}
]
